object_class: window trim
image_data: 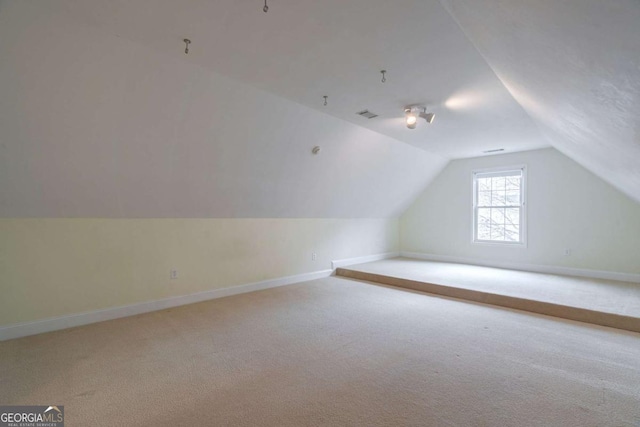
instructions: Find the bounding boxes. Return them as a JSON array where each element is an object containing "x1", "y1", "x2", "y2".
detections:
[{"x1": 471, "y1": 165, "x2": 527, "y2": 247}]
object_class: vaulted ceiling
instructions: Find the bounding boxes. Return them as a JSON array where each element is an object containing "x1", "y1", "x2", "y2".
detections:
[
  {"x1": 52, "y1": 0, "x2": 548, "y2": 159},
  {"x1": 0, "y1": 0, "x2": 638, "y2": 218},
  {"x1": 442, "y1": 0, "x2": 640, "y2": 203}
]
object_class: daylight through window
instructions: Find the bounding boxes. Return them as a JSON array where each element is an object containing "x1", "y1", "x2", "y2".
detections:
[{"x1": 473, "y1": 167, "x2": 525, "y2": 244}]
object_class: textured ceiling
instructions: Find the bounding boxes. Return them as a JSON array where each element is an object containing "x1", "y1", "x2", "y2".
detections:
[{"x1": 441, "y1": 0, "x2": 640, "y2": 203}]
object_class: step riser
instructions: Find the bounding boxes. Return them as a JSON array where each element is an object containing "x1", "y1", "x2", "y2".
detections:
[{"x1": 336, "y1": 268, "x2": 640, "y2": 334}]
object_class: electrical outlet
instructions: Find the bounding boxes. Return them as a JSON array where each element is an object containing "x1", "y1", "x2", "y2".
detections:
[
  {"x1": 170, "y1": 269, "x2": 179, "y2": 279},
  {"x1": 312, "y1": 252, "x2": 317, "y2": 261},
  {"x1": 564, "y1": 248, "x2": 571, "y2": 256}
]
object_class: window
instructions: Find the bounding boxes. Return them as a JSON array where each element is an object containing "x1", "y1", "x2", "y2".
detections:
[{"x1": 473, "y1": 166, "x2": 526, "y2": 244}]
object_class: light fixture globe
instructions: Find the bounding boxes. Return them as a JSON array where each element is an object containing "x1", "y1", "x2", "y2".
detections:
[
  {"x1": 406, "y1": 114, "x2": 418, "y2": 129},
  {"x1": 405, "y1": 107, "x2": 418, "y2": 129}
]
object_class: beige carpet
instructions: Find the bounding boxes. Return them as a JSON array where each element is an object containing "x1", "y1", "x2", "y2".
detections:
[
  {"x1": 1, "y1": 277, "x2": 640, "y2": 426},
  {"x1": 338, "y1": 258, "x2": 640, "y2": 333}
]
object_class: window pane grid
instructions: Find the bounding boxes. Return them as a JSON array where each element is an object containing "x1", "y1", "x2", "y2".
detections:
[{"x1": 474, "y1": 170, "x2": 524, "y2": 244}]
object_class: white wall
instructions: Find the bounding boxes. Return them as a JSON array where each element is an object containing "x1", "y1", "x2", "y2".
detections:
[
  {"x1": 0, "y1": 3, "x2": 425, "y2": 335},
  {"x1": 0, "y1": 218, "x2": 398, "y2": 327},
  {"x1": 401, "y1": 148, "x2": 640, "y2": 275}
]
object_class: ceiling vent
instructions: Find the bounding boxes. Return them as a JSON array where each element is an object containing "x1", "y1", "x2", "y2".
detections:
[{"x1": 356, "y1": 110, "x2": 379, "y2": 119}]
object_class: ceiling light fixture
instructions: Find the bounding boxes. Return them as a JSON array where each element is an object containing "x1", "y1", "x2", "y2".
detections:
[
  {"x1": 406, "y1": 112, "x2": 418, "y2": 129},
  {"x1": 404, "y1": 106, "x2": 435, "y2": 129},
  {"x1": 421, "y1": 111, "x2": 435, "y2": 124}
]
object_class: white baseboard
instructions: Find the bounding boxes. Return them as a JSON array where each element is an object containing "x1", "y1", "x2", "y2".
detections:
[
  {"x1": 400, "y1": 251, "x2": 640, "y2": 284},
  {"x1": 0, "y1": 269, "x2": 333, "y2": 342},
  {"x1": 331, "y1": 252, "x2": 400, "y2": 270}
]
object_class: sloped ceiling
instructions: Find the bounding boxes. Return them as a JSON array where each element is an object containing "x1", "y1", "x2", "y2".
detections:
[
  {"x1": 441, "y1": 0, "x2": 640, "y2": 203},
  {"x1": 50, "y1": 0, "x2": 547, "y2": 158},
  {"x1": 0, "y1": 0, "x2": 447, "y2": 218},
  {"x1": 2, "y1": 1, "x2": 637, "y2": 218}
]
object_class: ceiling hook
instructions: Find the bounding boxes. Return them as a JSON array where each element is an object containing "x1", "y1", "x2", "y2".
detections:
[
  {"x1": 263, "y1": 0, "x2": 269, "y2": 13},
  {"x1": 183, "y1": 38, "x2": 191, "y2": 54},
  {"x1": 380, "y1": 70, "x2": 387, "y2": 83},
  {"x1": 323, "y1": 95, "x2": 328, "y2": 106}
]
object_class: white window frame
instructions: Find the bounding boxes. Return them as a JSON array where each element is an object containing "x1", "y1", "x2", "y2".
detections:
[{"x1": 472, "y1": 165, "x2": 527, "y2": 246}]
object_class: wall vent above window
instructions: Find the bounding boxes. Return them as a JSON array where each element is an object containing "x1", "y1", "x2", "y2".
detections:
[{"x1": 356, "y1": 110, "x2": 379, "y2": 119}]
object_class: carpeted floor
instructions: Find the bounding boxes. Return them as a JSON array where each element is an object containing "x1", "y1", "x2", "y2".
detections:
[
  {"x1": 1, "y1": 277, "x2": 640, "y2": 426},
  {"x1": 337, "y1": 258, "x2": 640, "y2": 333},
  {"x1": 338, "y1": 258, "x2": 640, "y2": 317}
]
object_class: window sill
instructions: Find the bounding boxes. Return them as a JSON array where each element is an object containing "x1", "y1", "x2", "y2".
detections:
[{"x1": 472, "y1": 240, "x2": 527, "y2": 248}]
